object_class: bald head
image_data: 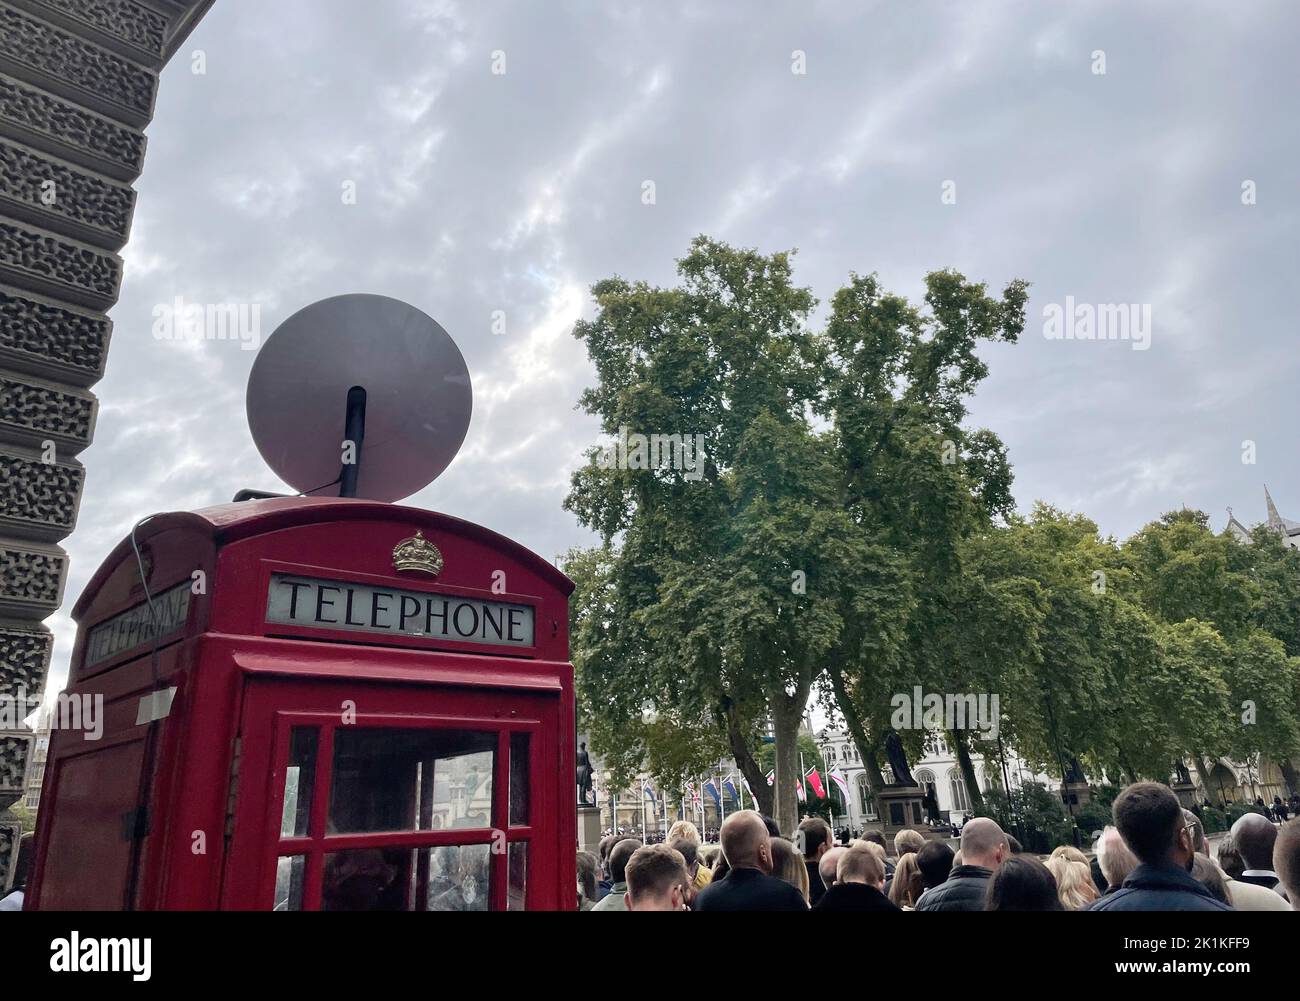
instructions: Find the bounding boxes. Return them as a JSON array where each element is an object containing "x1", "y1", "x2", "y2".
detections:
[
  {"x1": 1231, "y1": 811, "x2": 1278, "y2": 870},
  {"x1": 960, "y1": 817, "x2": 1009, "y2": 870},
  {"x1": 720, "y1": 810, "x2": 773, "y2": 873},
  {"x1": 818, "y1": 846, "x2": 847, "y2": 889}
]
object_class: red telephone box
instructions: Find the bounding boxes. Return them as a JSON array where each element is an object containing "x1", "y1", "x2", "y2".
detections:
[{"x1": 26, "y1": 497, "x2": 576, "y2": 911}]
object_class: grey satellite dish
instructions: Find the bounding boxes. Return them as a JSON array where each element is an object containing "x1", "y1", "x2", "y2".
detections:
[{"x1": 245, "y1": 293, "x2": 472, "y2": 502}]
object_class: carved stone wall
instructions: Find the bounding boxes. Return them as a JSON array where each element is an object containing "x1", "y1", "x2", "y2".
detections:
[{"x1": 0, "y1": 0, "x2": 215, "y2": 890}]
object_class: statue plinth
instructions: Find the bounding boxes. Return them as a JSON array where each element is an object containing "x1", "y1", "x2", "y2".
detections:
[
  {"x1": 875, "y1": 785, "x2": 944, "y2": 841},
  {"x1": 1061, "y1": 782, "x2": 1091, "y2": 808},
  {"x1": 577, "y1": 805, "x2": 602, "y2": 851},
  {"x1": 1172, "y1": 781, "x2": 1197, "y2": 809}
]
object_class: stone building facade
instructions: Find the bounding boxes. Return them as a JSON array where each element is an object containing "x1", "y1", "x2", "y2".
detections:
[{"x1": 0, "y1": 0, "x2": 214, "y2": 892}]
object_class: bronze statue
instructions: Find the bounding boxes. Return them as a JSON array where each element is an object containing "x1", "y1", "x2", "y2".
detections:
[
  {"x1": 883, "y1": 731, "x2": 916, "y2": 787},
  {"x1": 576, "y1": 742, "x2": 594, "y2": 805}
]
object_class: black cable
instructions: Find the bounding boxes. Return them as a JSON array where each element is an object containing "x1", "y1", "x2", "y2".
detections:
[{"x1": 123, "y1": 515, "x2": 168, "y2": 909}]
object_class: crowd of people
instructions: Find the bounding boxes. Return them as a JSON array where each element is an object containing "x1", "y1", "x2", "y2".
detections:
[{"x1": 578, "y1": 782, "x2": 1300, "y2": 912}]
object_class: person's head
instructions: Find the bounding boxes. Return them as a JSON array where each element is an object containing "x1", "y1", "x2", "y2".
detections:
[
  {"x1": 719, "y1": 810, "x2": 774, "y2": 873},
  {"x1": 916, "y1": 840, "x2": 956, "y2": 889},
  {"x1": 797, "y1": 817, "x2": 832, "y2": 860},
  {"x1": 1112, "y1": 782, "x2": 1193, "y2": 869},
  {"x1": 1217, "y1": 838, "x2": 1245, "y2": 880},
  {"x1": 1049, "y1": 844, "x2": 1088, "y2": 866},
  {"x1": 667, "y1": 820, "x2": 700, "y2": 846},
  {"x1": 576, "y1": 850, "x2": 599, "y2": 904},
  {"x1": 1190, "y1": 855, "x2": 1230, "y2": 905},
  {"x1": 1044, "y1": 854, "x2": 1098, "y2": 910},
  {"x1": 985, "y1": 856, "x2": 1062, "y2": 911},
  {"x1": 1274, "y1": 818, "x2": 1300, "y2": 901},
  {"x1": 759, "y1": 815, "x2": 781, "y2": 838},
  {"x1": 1005, "y1": 834, "x2": 1023, "y2": 855},
  {"x1": 1231, "y1": 811, "x2": 1278, "y2": 871},
  {"x1": 668, "y1": 836, "x2": 698, "y2": 873},
  {"x1": 959, "y1": 817, "x2": 1010, "y2": 871},
  {"x1": 770, "y1": 837, "x2": 810, "y2": 904},
  {"x1": 894, "y1": 828, "x2": 925, "y2": 859},
  {"x1": 837, "y1": 842, "x2": 886, "y2": 889},
  {"x1": 888, "y1": 851, "x2": 924, "y2": 907},
  {"x1": 624, "y1": 845, "x2": 690, "y2": 911},
  {"x1": 818, "y1": 846, "x2": 847, "y2": 889},
  {"x1": 598, "y1": 834, "x2": 617, "y2": 867},
  {"x1": 859, "y1": 829, "x2": 888, "y2": 855},
  {"x1": 608, "y1": 838, "x2": 643, "y2": 885},
  {"x1": 1095, "y1": 825, "x2": 1138, "y2": 890},
  {"x1": 1181, "y1": 808, "x2": 1208, "y2": 856}
]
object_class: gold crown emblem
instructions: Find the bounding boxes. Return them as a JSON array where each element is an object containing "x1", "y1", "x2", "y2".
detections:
[{"x1": 392, "y1": 531, "x2": 443, "y2": 576}]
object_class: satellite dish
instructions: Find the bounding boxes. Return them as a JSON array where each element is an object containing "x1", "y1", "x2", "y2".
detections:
[{"x1": 246, "y1": 294, "x2": 472, "y2": 502}]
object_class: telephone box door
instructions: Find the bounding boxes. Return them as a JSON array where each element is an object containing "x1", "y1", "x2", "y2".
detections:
[{"x1": 221, "y1": 675, "x2": 561, "y2": 911}]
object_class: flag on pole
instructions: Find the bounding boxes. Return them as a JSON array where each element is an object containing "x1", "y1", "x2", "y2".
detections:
[
  {"x1": 643, "y1": 782, "x2": 657, "y2": 804},
  {"x1": 765, "y1": 770, "x2": 775, "y2": 786},
  {"x1": 685, "y1": 780, "x2": 701, "y2": 806},
  {"x1": 723, "y1": 777, "x2": 739, "y2": 804},
  {"x1": 805, "y1": 767, "x2": 826, "y2": 799},
  {"x1": 703, "y1": 780, "x2": 722, "y2": 807},
  {"x1": 742, "y1": 776, "x2": 758, "y2": 804},
  {"x1": 828, "y1": 766, "x2": 851, "y2": 801}
]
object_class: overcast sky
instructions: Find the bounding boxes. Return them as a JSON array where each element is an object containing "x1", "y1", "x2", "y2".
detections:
[{"x1": 45, "y1": 0, "x2": 1300, "y2": 695}]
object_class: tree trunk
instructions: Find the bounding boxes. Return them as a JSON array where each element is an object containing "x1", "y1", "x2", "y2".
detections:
[
  {"x1": 770, "y1": 689, "x2": 808, "y2": 838},
  {"x1": 951, "y1": 729, "x2": 985, "y2": 811},
  {"x1": 719, "y1": 699, "x2": 772, "y2": 817},
  {"x1": 1278, "y1": 758, "x2": 1299, "y2": 799},
  {"x1": 827, "y1": 662, "x2": 885, "y2": 792},
  {"x1": 1192, "y1": 755, "x2": 1215, "y2": 805}
]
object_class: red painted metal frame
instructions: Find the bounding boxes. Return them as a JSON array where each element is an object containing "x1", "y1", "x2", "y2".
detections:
[{"x1": 28, "y1": 498, "x2": 576, "y2": 912}]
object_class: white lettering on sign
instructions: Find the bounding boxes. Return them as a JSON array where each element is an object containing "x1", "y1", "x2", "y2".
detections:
[
  {"x1": 265, "y1": 574, "x2": 535, "y2": 648},
  {"x1": 85, "y1": 582, "x2": 192, "y2": 669}
]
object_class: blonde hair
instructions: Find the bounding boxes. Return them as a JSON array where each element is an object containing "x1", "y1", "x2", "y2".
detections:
[
  {"x1": 1050, "y1": 844, "x2": 1088, "y2": 865},
  {"x1": 1045, "y1": 855, "x2": 1098, "y2": 910},
  {"x1": 888, "y1": 851, "x2": 924, "y2": 907},
  {"x1": 667, "y1": 820, "x2": 700, "y2": 845},
  {"x1": 770, "y1": 837, "x2": 810, "y2": 904},
  {"x1": 894, "y1": 829, "x2": 926, "y2": 858},
  {"x1": 838, "y1": 842, "x2": 885, "y2": 885}
]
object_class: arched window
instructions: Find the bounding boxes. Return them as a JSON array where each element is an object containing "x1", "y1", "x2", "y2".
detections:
[
  {"x1": 948, "y1": 768, "x2": 971, "y2": 813},
  {"x1": 857, "y1": 775, "x2": 874, "y2": 817},
  {"x1": 915, "y1": 768, "x2": 937, "y2": 800}
]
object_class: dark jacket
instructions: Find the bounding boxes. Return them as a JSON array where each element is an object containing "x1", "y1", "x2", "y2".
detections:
[
  {"x1": 1235, "y1": 872, "x2": 1281, "y2": 892},
  {"x1": 814, "y1": 882, "x2": 901, "y2": 912},
  {"x1": 693, "y1": 866, "x2": 808, "y2": 912},
  {"x1": 914, "y1": 865, "x2": 992, "y2": 912},
  {"x1": 1088, "y1": 862, "x2": 1233, "y2": 911},
  {"x1": 806, "y1": 859, "x2": 826, "y2": 906}
]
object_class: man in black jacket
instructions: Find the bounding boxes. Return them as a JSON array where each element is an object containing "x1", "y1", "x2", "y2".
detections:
[
  {"x1": 693, "y1": 811, "x2": 808, "y2": 912},
  {"x1": 1231, "y1": 811, "x2": 1285, "y2": 896},
  {"x1": 797, "y1": 816, "x2": 833, "y2": 906},
  {"x1": 914, "y1": 818, "x2": 1008, "y2": 911},
  {"x1": 815, "y1": 842, "x2": 901, "y2": 912},
  {"x1": 1089, "y1": 783, "x2": 1232, "y2": 911}
]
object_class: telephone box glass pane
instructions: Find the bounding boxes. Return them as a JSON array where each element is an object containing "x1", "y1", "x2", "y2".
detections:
[
  {"x1": 422, "y1": 844, "x2": 491, "y2": 911},
  {"x1": 328, "y1": 728, "x2": 495, "y2": 833},
  {"x1": 274, "y1": 855, "x2": 306, "y2": 911},
  {"x1": 280, "y1": 727, "x2": 318, "y2": 837},
  {"x1": 509, "y1": 731, "x2": 529, "y2": 826},
  {"x1": 322, "y1": 848, "x2": 413, "y2": 911},
  {"x1": 507, "y1": 841, "x2": 527, "y2": 911}
]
